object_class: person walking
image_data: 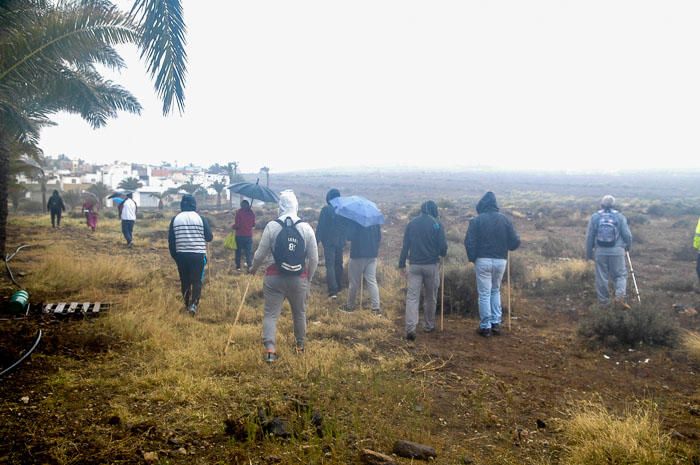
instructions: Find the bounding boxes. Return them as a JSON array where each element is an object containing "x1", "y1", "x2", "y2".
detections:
[
  {"x1": 232, "y1": 199, "x2": 256, "y2": 272},
  {"x1": 316, "y1": 188, "x2": 346, "y2": 299},
  {"x1": 343, "y1": 222, "x2": 381, "y2": 313},
  {"x1": 250, "y1": 190, "x2": 318, "y2": 362},
  {"x1": 465, "y1": 192, "x2": 520, "y2": 337},
  {"x1": 695, "y1": 216, "x2": 700, "y2": 283},
  {"x1": 399, "y1": 200, "x2": 448, "y2": 340},
  {"x1": 586, "y1": 195, "x2": 632, "y2": 307},
  {"x1": 82, "y1": 199, "x2": 98, "y2": 232},
  {"x1": 120, "y1": 193, "x2": 137, "y2": 247},
  {"x1": 168, "y1": 194, "x2": 213, "y2": 315},
  {"x1": 47, "y1": 190, "x2": 65, "y2": 228}
]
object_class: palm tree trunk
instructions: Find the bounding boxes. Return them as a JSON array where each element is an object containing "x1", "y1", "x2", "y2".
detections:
[
  {"x1": 0, "y1": 140, "x2": 9, "y2": 257},
  {"x1": 217, "y1": 192, "x2": 221, "y2": 209}
]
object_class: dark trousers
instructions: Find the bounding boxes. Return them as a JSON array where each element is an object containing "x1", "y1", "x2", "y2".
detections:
[
  {"x1": 121, "y1": 220, "x2": 135, "y2": 244},
  {"x1": 323, "y1": 244, "x2": 344, "y2": 296},
  {"x1": 50, "y1": 210, "x2": 62, "y2": 228},
  {"x1": 235, "y1": 235, "x2": 253, "y2": 269},
  {"x1": 176, "y1": 253, "x2": 206, "y2": 307},
  {"x1": 696, "y1": 253, "x2": 700, "y2": 281}
]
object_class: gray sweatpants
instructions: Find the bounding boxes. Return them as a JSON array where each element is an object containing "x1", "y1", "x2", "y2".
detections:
[
  {"x1": 347, "y1": 258, "x2": 380, "y2": 311},
  {"x1": 594, "y1": 253, "x2": 627, "y2": 304},
  {"x1": 262, "y1": 274, "x2": 308, "y2": 350},
  {"x1": 405, "y1": 263, "x2": 440, "y2": 333}
]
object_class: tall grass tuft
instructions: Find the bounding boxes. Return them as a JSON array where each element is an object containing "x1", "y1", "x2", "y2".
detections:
[
  {"x1": 683, "y1": 331, "x2": 700, "y2": 363},
  {"x1": 559, "y1": 401, "x2": 677, "y2": 465}
]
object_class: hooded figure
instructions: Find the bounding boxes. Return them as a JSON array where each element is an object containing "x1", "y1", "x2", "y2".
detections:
[
  {"x1": 585, "y1": 194, "x2": 632, "y2": 307},
  {"x1": 464, "y1": 192, "x2": 520, "y2": 337},
  {"x1": 399, "y1": 200, "x2": 448, "y2": 339},
  {"x1": 168, "y1": 194, "x2": 214, "y2": 315},
  {"x1": 251, "y1": 189, "x2": 319, "y2": 362},
  {"x1": 232, "y1": 198, "x2": 256, "y2": 271},
  {"x1": 47, "y1": 190, "x2": 66, "y2": 228},
  {"x1": 315, "y1": 188, "x2": 346, "y2": 297}
]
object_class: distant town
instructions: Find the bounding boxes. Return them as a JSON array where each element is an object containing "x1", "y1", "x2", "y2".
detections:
[{"x1": 13, "y1": 154, "x2": 270, "y2": 211}]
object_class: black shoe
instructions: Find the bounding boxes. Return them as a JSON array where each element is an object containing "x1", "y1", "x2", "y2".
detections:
[
  {"x1": 477, "y1": 328, "x2": 492, "y2": 338},
  {"x1": 406, "y1": 332, "x2": 416, "y2": 341},
  {"x1": 422, "y1": 326, "x2": 435, "y2": 333},
  {"x1": 491, "y1": 324, "x2": 501, "y2": 336}
]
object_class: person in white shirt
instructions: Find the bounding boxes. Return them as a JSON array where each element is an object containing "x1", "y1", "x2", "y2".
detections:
[{"x1": 120, "y1": 193, "x2": 137, "y2": 247}]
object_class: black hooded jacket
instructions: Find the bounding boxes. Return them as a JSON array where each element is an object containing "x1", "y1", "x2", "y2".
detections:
[
  {"x1": 398, "y1": 201, "x2": 448, "y2": 267},
  {"x1": 464, "y1": 192, "x2": 520, "y2": 262},
  {"x1": 47, "y1": 192, "x2": 65, "y2": 213},
  {"x1": 316, "y1": 189, "x2": 345, "y2": 248}
]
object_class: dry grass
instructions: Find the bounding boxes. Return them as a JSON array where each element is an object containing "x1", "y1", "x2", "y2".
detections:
[
  {"x1": 556, "y1": 401, "x2": 678, "y2": 465},
  {"x1": 682, "y1": 331, "x2": 700, "y2": 363}
]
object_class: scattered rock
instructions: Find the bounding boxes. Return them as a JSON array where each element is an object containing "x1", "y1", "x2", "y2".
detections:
[
  {"x1": 177, "y1": 447, "x2": 187, "y2": 455},
  {"x1": 142, "y1": 451, "x2": 158, "y2": 463},
  {"x1": 689, "y1": 406, "x2": 700, "y2": 417},
  {"x1": 461, "y1": 458, "x2": 475, "y2": 465},
  {"x1": 265, "y1": 455, "x2": 282, "y2": 463},
  {"x1": 311, "y1": 410, "x2": 324, "y2": 437},
  {"x1": 107, "y1": 415, "x2": 121, "y2": 426},
  {"x1": 167, "y1": 436, "x2": 182, "y2": 446},
  {"x1": 392, "y1": 440, "x2": 437, "y2": 460},
  {"x1": 224, "y1": 418, "x2": 248, "y2": 441},
  {"x1": 360, "y1": 449, "x2": 397, "y2": 465},
  {"x1": 536, "y1": 419, "x2": 547, "y2": 429},
  {"x1": 264, "y1": 417, "x2": 290, "y2": 439},
  {"x1": 19, "y1": 396, "x2": 29, "y2": 404}
]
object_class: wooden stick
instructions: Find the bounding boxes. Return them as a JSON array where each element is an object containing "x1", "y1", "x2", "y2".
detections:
[
  {"x1": 507, "y1": 251, "x2": 512, "y2": 331},
  {"x1": 224, "y1": 276, "x2": 252, "y2": 355},
  {"x1": 440, "y1": 258, "x2": 445, "y2": 332},
  {"x1": 359, "y1": 272, "x2": 364, "y2": 310}
]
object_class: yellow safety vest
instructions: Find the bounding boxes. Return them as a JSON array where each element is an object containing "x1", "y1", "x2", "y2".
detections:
[{"x1": 694, "y1": 217, "x2": 700, "y2": 250}]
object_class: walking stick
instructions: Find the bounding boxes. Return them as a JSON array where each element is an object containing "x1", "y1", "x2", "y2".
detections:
[
  {"x1": 224, "y1": 276, "x2": 252, "y2": 354},
  {"x1": 626, "y1": 251, "x2": 641, "y2": 304},
  {"x1": 359, "y1": 273, "x2": 364, "y2": 310},
  {"x1": 507, "y1": 251, "x2": 512, "y2": 331},
  {"x1": 440, "y1": 258, "x2": 445, "y2": 332}
]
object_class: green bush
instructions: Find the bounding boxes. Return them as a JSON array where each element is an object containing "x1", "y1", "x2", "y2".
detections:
[
  {"x1": 578, "y1": 300, "x2": 679, "y2": 348},
  {"x1": 19, "y1": 200, "x2": 44, "y2": 213},
  {"x1": 441, "y1": 263, "x2": 477, "y2": 315}
]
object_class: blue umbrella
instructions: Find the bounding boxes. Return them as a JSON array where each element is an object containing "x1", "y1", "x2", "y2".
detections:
[
  {"x1": 330, "y1": 196, "x2": 384, "y2": 227},
  {"x1": 226, "y1": 179, "x2": 279, "y2": 203}
]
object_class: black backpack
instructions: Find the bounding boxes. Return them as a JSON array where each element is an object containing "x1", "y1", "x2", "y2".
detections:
[
  {"x1": 273, "y1": 217, "x2": 306, "y2": 275},
  {"x1": 595, "y1": 209, "x2": 619, "y2": 247}
]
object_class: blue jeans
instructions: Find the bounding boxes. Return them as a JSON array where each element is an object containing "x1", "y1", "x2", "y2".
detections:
[
  {"x1": 475, "y1": 258, "x2": 507, "y2": 329},
  {"x1": 121, "y1": 220, "x2": 135, "y2": 244}
]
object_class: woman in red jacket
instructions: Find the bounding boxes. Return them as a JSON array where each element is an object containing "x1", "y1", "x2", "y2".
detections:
[{"x1": 232, "y1": 199, "x2": 256, "y2": 271}]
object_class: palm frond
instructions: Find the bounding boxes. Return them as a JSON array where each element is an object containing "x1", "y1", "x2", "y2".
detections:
[{"x1": 131, "y1": 0, "x2": 187, "y2": 115}]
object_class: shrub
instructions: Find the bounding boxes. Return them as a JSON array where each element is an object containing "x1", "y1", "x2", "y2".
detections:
[
  {"x1": 529, "y1": 259, "x2": 592, "y2": 295},
  {"x1": 559, "y1": 401, "x2": 677, "y2": 465},
  {"x1": 683, "y1": 331, "x2": 700, "y2": 363},
  {"x1": 540, "y1": 235, "x2": 582, "y2": 259},
  {"x1": 672, "y1": 243, "x2": 696, "y2": 262},
  {"x1": 441, "y1": 263, "x2": 477, "y2": 315},
  {"x1": 19, "y1": 200, "x2": 44, "y2": 213},
  {"x1": 578, "y1": 300, "x2": 679, "y2": 348},
  {"x1": 103, "y1": 211, "x2": 116, "y2": 219},
  {"x1": 436, "y1": 198, "x2": 456, "y2": 209},
  {"x1": 627, "y1": 213, "x2": 650, "y2": 225}
]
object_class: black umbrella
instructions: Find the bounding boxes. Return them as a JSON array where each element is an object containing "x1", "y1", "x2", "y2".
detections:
[{"x1": 226, "y1": 179, "x2": 279, "y2": 203}]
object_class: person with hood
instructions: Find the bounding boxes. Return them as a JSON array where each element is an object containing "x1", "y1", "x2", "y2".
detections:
[
  {"x1": 47, "y1": 190, "x2": 65, "y2": 228},
  {"x1": 343, "y1": 221, "x2": 382, "y2": 313},
  {"x1": 168, "y1": 194, "x2": 213, "y2": 315},
  {"x1": 250, "y1": 190, "x2": 319, "y2": 362},
  {"x1": 232, "y1": 199, "x2": 256, "y2": 272},
  {"x1": 120, "y1": 192, "x2": 137, "y2": 247},
  {"x1": 585, "y1": 195, "x2": 632, "y2": 307},
  {"x1": 465, "y1": 192, "x2": 520, "y2": 337},
  {"x1": 315, "y1": 188, "x2": 346, "y2": 299},
  {"x1": 399, "y1": 200, "x2": 448, "y2": 340}
]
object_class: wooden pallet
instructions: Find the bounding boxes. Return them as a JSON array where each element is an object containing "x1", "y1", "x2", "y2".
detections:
[{"x1": 43, "y1": 302, "x2": 110, "y2": 316}]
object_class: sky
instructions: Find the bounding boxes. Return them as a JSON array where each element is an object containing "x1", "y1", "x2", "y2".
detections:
[{"x1": 39, "y1": 1, "x2": 700, "y2": 173}]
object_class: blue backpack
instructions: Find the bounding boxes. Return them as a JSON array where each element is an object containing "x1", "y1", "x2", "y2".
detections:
[{"x1": 596, "y1": 209, "x2": 619, "y2": 247}]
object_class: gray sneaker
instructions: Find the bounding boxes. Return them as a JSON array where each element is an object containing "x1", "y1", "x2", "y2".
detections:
[{"x1": 188, "y1": 304, "x2": 197, "y2": 316}]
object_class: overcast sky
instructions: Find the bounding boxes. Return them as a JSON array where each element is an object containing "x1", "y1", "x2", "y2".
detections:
[{"x1": 39, "y1": 1, "x2": 700, "y2": 173}]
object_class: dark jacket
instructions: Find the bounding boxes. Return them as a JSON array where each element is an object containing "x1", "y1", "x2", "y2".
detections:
[
  {"x1": 47, "y1": 194, "x2": 65, "y2": 213},
  {"x1": 399, "y1": 201, "x2": 447, "y2": 267},
  {"x1": 347, "y1": 223, "x2": 381, "y2": 259},
  {"x1": 316, "y1": 189, "x2": 345, "y2": 248},
  {"x1": 464, "y1": 192, "x2": 520, "y2": 262}
]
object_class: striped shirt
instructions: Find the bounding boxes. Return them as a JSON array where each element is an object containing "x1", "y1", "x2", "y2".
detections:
[{"x1": 171, "y1": 211, "x2": 210, "y2": 254}]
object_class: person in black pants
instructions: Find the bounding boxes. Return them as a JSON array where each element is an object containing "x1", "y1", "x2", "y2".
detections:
[
  {"x1": 315, "y1": 189, "x2": 346, "y2": 298},
  {"x1": 47, "y1": 190, "x2": 66, "y2": 228},
  {"x1": 168, "y1": 195, "x2": 213, "y2": 315}
]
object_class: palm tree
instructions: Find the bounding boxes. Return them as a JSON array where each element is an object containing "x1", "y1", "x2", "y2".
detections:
[
  {"x1": 118, "y1": 177, "x2": 143, "y2": 191},
  {"x1": 179, "y1": 181, "x2": 202, "y2": 195},
  {"x1": 260, "y1": 166, "x2": 270, "y2": 187},
  {"x1": 210, "y1": 180, "x2": 226, "y2": 209},
  {"x1": 0, "y1": 0, "x2": 188, "y2": 255},
  {"x1": 87, "y1": 182, "x2": 111, "y2": 207}
]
